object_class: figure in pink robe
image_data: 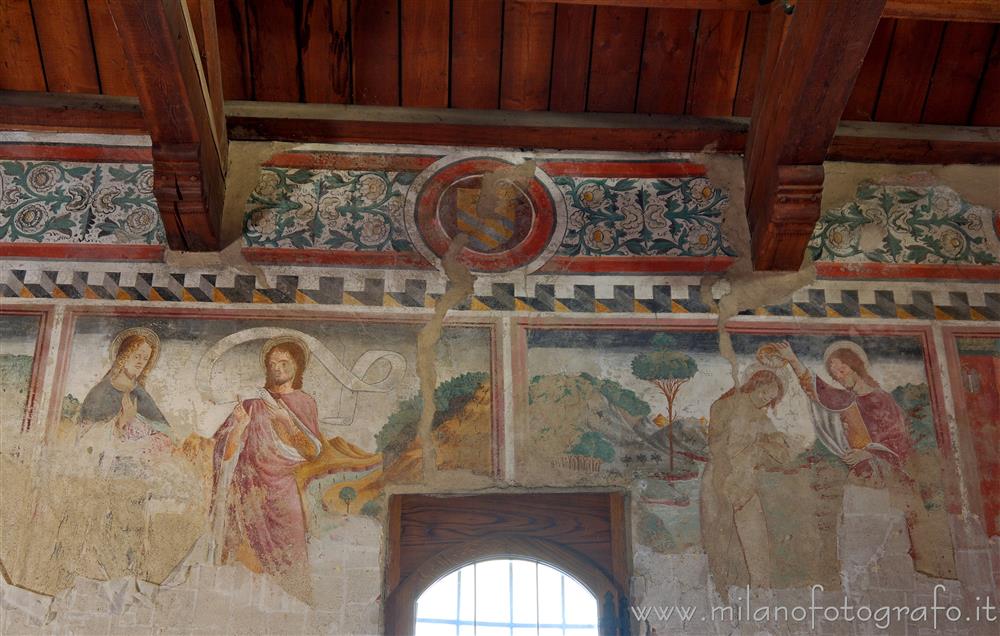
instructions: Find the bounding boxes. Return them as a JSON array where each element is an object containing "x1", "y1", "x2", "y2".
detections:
[
  {"x1": 211, "y1": 338, "x2": 322, "y2": 600},
  {"x1": 775, "y1": 340, "x2": 956, "y2": 579}
]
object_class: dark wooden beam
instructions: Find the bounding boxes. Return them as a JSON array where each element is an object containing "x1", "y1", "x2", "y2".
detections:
[
  {"x1": 0, "y1": 91, "x2": 146, "y2": 133},
  {"x1": 744, "y1": 1, "x2": 886, "y2": 271},
  {"x1": 2, "y1": 92, "x2": 997, "y2": 165},
  {"x1": 517, "y1": 0, "x2": 1000, "y2": 22},
  {"x1": 106, "y1": 0, "x2": 225, "y2": 251},
  {"x1": 225, "y1": 100, "x2": 1000, "y2": 164},
  {"x1": 226, "y1": 101, "x2": 747, "y2": 152}
]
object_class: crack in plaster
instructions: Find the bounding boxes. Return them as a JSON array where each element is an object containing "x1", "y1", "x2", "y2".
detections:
[{"x1": 698, "y1": 157, "x2": 817, "y2": 386}]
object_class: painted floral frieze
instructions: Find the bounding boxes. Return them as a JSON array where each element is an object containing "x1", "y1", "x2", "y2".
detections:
[
  {"x1": 244, "y1": 167, "x2": 416, "y2": 251},
  {"x1": 554, "y1": 176, "x2": 735, "y2": 257},
  {"x1": 809, "y1": 181, "x2": 1000, "y2": 265},
  {"x1": 0, "y1": 161, "x2": 163, "y2": 244}
]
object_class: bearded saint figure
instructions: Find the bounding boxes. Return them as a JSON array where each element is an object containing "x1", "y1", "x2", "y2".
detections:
[
  {"x1": 78, "y1": 327, "x2": 171, "y2": 449},
  {"x1": 701, "y1": 368, "x2": 790, "y2": 602},
  {"x1": 774, "y1": 340, "x2": 955, "y2": 579},
  {"x1": 211, "y1": 336, "x2": 323, "y2": 601}
]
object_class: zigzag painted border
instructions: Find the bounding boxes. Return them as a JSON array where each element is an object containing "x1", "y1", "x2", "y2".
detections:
[{"x1": 2, "y1": 267, "x2": 997, "y2": 321}]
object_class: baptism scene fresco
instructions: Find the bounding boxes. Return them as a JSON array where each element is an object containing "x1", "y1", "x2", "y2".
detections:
[
  {"x1": 1, "y1": 313, "x2": 492, "y2": 604},
  {"x1": 519, "y1": 327, "x2": 955, "y2": 596}
]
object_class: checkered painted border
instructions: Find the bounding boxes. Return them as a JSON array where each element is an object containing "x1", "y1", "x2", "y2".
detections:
[{"x1": 2, "y1": 267, "x2": 997, "y2": 321}]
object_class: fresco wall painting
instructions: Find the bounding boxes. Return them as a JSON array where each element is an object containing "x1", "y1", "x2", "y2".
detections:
[
  {"x1": 2, "y1": 306, "x2": 496, "y2": 607},
  {"x1": 515, "y1": 320, "x2": 959, "y2": 602},
  {"x1": 0, "y1": 306, "x2": 50, "y2": 438},
  {"x1": 0, "y1": 142, "x2": 997, "y2": 632},
  {"x1": 944, "y1": 329, "x2": 1000, "y2": 538}
]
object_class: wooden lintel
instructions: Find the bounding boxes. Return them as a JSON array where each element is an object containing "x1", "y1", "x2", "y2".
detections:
[
  {"x1": 106, "y1": 0, "x2": 225, "y2": 251},
  {"x1": 745, "y1": 1, "x2": 887, "y2": 271},
  {"x1": 517, "y1": 0, "x2": 1000, "y2": 22}
]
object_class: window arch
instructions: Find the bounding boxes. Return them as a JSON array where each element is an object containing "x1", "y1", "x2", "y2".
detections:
[
  {"x1": 414, "y1": 558, "x2": 599, "y2": 634},
  {"x1": 384, "y1": 493, "x2": 630, "y2": 635}
]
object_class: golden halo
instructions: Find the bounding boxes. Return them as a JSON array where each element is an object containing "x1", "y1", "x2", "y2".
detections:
[
  {"x1": 109, "y1": 327, "x2": 160, "y2": 367},
  {"x1": 755, "y1": 343, "x2": 787, "y2": 369},
  {"x1": 823, "y1": 340, "x2": 869, "y2": 369},
  {"x1": 259, "y1": 335, "x2": 311, "y2": 370}
]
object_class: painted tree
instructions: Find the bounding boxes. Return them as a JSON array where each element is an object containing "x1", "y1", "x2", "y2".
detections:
[
  {"x1": 339, "y1": 486, "x2": 357, "y2": 514},
  {"x1": 631, "y1": 334, "x2": 698, "y2": 473}
]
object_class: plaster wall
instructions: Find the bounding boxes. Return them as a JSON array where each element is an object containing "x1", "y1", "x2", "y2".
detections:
[{"x1": 1, "y1": 142, "x2": 998, "y2": 635}]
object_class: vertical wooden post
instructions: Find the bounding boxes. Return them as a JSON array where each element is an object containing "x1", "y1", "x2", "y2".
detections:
[
  {"x1": 744, "y1": 0, "x2": 886, "y2": 270},
  {"x1": 107, "y1": 0, "x2": 226, "y2": 250}
]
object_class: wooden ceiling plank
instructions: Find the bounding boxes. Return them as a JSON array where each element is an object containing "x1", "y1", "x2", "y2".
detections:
[
  {"x1": 0, "y1": 0, "x2": 46, "y2": 91},
  {"x1": 106, "y1": 0, "x2": 224, "y2": 251},
  {"x1": 451, "y1": 0, "x2": 503, "y2": 110},
  {"x1": 549, "y1": 3, "x2": 595, "y2": 113},
  {"x1": 923, "y1": 22, "x2": 994, "y2": 124},
  {"x1": 636, "y1": 8, "x2": 697, "y2": 115},
  {"x1": 587, "y1": 6, "x2": 647, "y2": 113},
  {"x1": 213, "y1": 0, "x2": 252, "y2": 100},
  {"x1": 31, "y1": 0, "x2": 101, "y2": 93},
  {"x1": 971, "y1": 27, "x2": 1000, "y2": 125},
  {"x1": 501, "y1": 0, "x2": 556, "y2": 111},
  {"x1": 300, "y1": 0, "x2": 350, "y2": 104},
  {"x1": 247, "y1": 0, "x2": 300, "y2": 102},
  {"x1": 518, "y1": 0, "x2": 1000, "y2": 22},
  {"x1": 685, "y1": 10, "x2": 746, "y2": 116},
  {"x1": 401, "y1": 0, "x2": 449, "y2": 108},
  {"x1": 842, "y1": 18, "x2": 895, "y2": 122},
  {"x1": 745, "y1": 0, "x2": 887, "y2": 271},
  {"x1": 732, "y1": 10, "x2": 767, "y2": 117},
  {"x1": 351, "y1": 0, "x2": 399, "y2": 106},
  {"x1": 875, "y1": 19, "x2": 946, "y2": 123},
  {"x1": 86, "y1": 0, "x2": 136, "y2": 96}
]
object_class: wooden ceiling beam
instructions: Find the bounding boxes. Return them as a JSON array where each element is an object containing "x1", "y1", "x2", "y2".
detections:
[
  {"x1": 0, "y1": 91, "x2": 146, "y2": 133},
  {"x1": 3, "y1": 92, "x2": 997, "y2": 165},
  {"x1": 105, "y1": 0, "x2": 225, "y2": 251},
  {"x1": 744, "y1": 0, "x2": 886, "y2": 271},
  {"x1": 516, "y1": 0, "x2": 1000, "y2": 22}
]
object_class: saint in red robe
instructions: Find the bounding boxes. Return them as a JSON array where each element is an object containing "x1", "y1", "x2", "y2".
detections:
[{"x1": 212, "y1": 390, "x2": 321, "y2": 595}]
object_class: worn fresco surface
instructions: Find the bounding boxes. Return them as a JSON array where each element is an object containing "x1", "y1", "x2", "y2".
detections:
[
  {"x1": 0, "y1": 161, "x2": 162, "y2": 245},
  {"x1": 242, "y1": 149, "x2": 737, "y2": 273},
  {"x1": 1, "y1": 140, "x2": 997, "y2": 634},
  {"x1": 953, "y1": 336, "x2": 1000, "y2": 537},
  {"x1": 0, "y1": 313, "x2": 39, "y2": 439},
  {"x1": 519, "y1": 328, "x2": 956, "y2": 597},
  {"x1": 810, "y1": 179, "x2": 1000, "y2": 265},
  {"x1": 2, "y1": 312, "x2": 492, "y2": 610}
]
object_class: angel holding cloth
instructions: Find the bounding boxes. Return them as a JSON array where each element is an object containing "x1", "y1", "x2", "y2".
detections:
[
  {"x1": 770, "y1": 340, "x2": 910, "y2": 479},
  {"x1": 766, "y1": 340, "x2": 955, "y2": 579}
]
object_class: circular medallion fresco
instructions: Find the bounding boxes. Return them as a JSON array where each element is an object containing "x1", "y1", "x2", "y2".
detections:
[{"x1": 407, "y1": 156, "x2": 562, "y2": 273}]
